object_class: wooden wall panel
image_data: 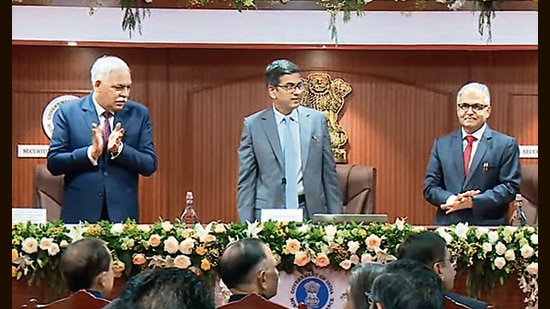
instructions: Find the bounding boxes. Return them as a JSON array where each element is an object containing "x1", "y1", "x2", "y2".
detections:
[{"x1": 12, "y1": 46, "x2": 538, "y2": 225}]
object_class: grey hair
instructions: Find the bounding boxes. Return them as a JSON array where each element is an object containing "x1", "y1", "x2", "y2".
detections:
[
  {"x1": 90, "y1": 55, "x2": 130, "y2": 85},
  {"x1": 456, "y1": 82, "x2": 491, "y2": 106}
]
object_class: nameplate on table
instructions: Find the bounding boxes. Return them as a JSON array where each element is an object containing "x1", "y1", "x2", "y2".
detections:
[
  {"x1": 17, "y1": 144, "x2": 49, "y2": 158},
  {"x1": 519, "y1": 145, "x2": 538, "y2": 158},
  {"x1": 261, "y1": 209, "x2": 303, "y2": 223},
  {"x1": 12, "y1": 208, "x2": 47, "y2": 224}
]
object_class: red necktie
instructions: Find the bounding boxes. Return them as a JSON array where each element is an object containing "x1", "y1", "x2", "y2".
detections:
[
  {"x1": 102, "y1": 111, "x2": 112, "y2": 147},
  {"x1": 463, "y1": 135, "x2": 477, "y2": 176}
]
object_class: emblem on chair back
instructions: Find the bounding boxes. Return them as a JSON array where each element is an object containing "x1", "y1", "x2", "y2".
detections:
[{"x1": 300, "y1": 73, "x2": 352, "y2": 163}]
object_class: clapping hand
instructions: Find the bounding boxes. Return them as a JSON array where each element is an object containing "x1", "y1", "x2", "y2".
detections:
[
  {"x1": 90, "y1": 123, "x2": 104, "y2": 160},
  {"x1": 108, "y1": 122, "x2": 125, "y2": 153}
]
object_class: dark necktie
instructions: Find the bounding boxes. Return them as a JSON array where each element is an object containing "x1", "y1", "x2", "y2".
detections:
[
  {"x1": 463, "y1": 135, "x2": 477, "y2": 176},
  {"x1": 102, "y1": 111, "x2": 112, "y2": 147}
]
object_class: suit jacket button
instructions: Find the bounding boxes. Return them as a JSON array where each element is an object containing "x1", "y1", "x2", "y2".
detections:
[
  {"x1": 99, "y1": 192, "x2": 103, "y2": 197},
  {"x1": 103, "y1": 171, "x2": 108, "y2": 176}
]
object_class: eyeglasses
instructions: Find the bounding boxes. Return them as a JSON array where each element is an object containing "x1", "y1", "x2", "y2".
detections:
[
  {"x1": 364, "y1": 292, "x2": 376, "y2": 306},
  {"x1": 457, "y1": 103, "x2": 488, "y2": 112},
  {"x1": 275, "y1": 82, "x2": 305, "y2": 92},
  {"x1": 436, "y1": 256, "x2": 458, "y2": 269}
]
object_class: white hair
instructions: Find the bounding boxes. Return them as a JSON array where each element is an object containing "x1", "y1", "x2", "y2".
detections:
[
  {"x1": 456, "y1": 82, "x2": 491, "y2": 106},
  {"x1": 90, "y1": 55, "x2": 130, "y2": 85}
]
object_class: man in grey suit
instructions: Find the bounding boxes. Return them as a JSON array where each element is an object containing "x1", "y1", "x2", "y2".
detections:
[
  {"x1": 237, "y1": 59, "x2": 343, "y2": 223},
  {"x1": 423, "y1": 81, "x2": 521, "y2": 226}
]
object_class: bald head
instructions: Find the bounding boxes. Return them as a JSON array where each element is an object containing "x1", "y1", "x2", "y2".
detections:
[{"x1": 60, "y1": 238, "x2": 112, "y2": 293}]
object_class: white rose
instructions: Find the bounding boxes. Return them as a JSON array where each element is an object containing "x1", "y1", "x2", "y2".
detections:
[
  {"x1": 503, "y1": 226, "x2": 517, "y2": 237},
  {"x1": 361, "y1": 253, "x2": 373, "y2": 263},
  {"x1": 39, "y1": 237, "x2": 53, "y2": 250},
  {"x1": 504, "y1": 249, "x2": 516, "y2": 261},
  {"x1": 297, "y1": 224, "x2": 309, "y2": 233},
  {"x1": 22, "y1": 237, "x2": 38, "y2": 254},
  {"x1": 475, "y1": 227, "x2": 489, "y2": 239},
  {"x1": 350, "y1": 254, "x2": 360, "y2": 265},
  {"x1": 59, "y1": 240, "x2": 69, "y2": 248},
  {"x1": 495, "y1": 242, "x2": 507, "y2": 255},
  {"x1": 487, "y1": 231, "x2": 499, "y2": 244},
  {"x1": 347, "y1": 241, "x2": 360, "y2": 254},
  {"x1": 162, "y1": 221, "x2": 173, "y2": 232},
  {"x1": 164, "y1": 236, "x2": 180, "y2": 254},
  {"x1": 47, "y1": 243, "x2": 60, "y2": 256},
  {"x1": 494, "y1": 257, "x2": 506, "y2": 270},
  {"x1": 530, "y1": 234, "x2": 538, "y2": 245},
  {"x1": 214, "y1": 223, "x2": 227, "y2": 233},
  {"x1": 482, "y1": 242, "x2": 492, "y2": 254},
  {"x1": 137, "y1": 224, "x2": 151, "y2": 233},
  {"x1": 526, "y1": 262, "x2": 538, "y2": 275},
  {"x1": 110, "y1": 223, "x2": 124, "y2": 235},
  {"x1": 526, "y1": 226, "x2": 535, "y2": 233},
  {"x1": 520, "y1": 244, "x2": 534, "y2": 259}
]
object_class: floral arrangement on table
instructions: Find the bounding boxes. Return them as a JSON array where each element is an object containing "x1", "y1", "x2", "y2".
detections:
[
  {"x1": 12, "y1": 0, "x2": 539, "y2": 43},
  {"x1": 12, "y1": 218, "x2": 538, "y2": 308}
]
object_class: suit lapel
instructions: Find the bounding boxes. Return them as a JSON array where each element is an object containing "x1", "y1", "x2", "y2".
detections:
[
  {"x1": 464, "y1": 127, "x2": 492, "y2": 186},
  {"x1": 450, "y1": 131, "x2": 464, "y2": 183},
  {"x1": 298, "y1": 107, "x2": 312, "y2": 170},
  {"x1": 82, "y1": 94, "x2": 100, "y2": 127},
  {"x1": 260, "y1": 109, "x2": 284, "y2": 169}
]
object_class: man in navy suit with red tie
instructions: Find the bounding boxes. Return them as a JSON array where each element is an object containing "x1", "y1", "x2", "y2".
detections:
[
  {"x1": 423, "y1": 82, "x2": 520, "y2": 226},
  {"x1": 47, "y1": 55, "x2": 157, "y2": 224}
]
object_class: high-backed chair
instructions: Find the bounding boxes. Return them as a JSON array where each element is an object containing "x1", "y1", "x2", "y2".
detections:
[
  {"x1": 217, "y1": 293, "x2": 291, "y2": 309},
  {"x1": 34, "y1": 164, "x2": 64, "y2": 222},
  {"x1": 21, "y1": 289, "x2": 110, "y2": 309},
  {"x1": 335, "y1": 164, "x2": 376, "y2": 214},
  {"x1": 519, "y1": 164, "x2": 538, "y2": 225}
]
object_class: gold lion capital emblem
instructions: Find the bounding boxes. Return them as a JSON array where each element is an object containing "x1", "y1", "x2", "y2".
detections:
[{"x1": 300, "y1": 72, "x2": 352, "y2": 163}]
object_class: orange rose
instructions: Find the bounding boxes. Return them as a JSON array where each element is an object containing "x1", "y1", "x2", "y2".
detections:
[
  {"x1": 285, "y1": 239, "x2": 301, "y2": 255},
  {"x1": 204, "y1": 234, "x2": 216, "y2": 243},
  {"x1": 132, "y1": 253, "x2": 146, "y2": 265},
  {"x1": 365, "y1": 234, "x2": 382, "y2": 251},
  {"x1": 294, "y1": 251, "x2": 310, "y2": 267},
  {"x1": 149, "y1": 234, "x2": 161, "y2": 247},
  {"x1": 195, "y1": 246, "x2": 207, "y2": 256},
  {"x1": 12, "y1": 249, "x2": 18, "y2": 263},
  {"x1": 314, "y1": 253, "x2": 330, "y2": 268},
  {"x1": 201, "y1": 258, "x2": 211, "y2": 271}
]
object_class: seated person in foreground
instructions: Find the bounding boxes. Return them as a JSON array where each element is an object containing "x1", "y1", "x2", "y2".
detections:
[
  {"x1": 398, "y1": 231, "x2": 490, "y2": 309},
  {"x1": 344, "y1": 262, "x2": 386, "y2": 309},
  {"x1": 59, "y1": 238, "x2": 115, "y2": 300},
  {"x1": 105, "y1": 267, "x2": 215, "y2": 309},
  {"x1": 371, "y1": 259, "x2": 445, "y2": 309},
  {"x1": 217, "y1": 238, "x2": 280, "y2": 303}
]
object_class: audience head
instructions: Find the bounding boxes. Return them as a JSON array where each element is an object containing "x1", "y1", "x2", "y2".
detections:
[
  {"x1": 90, "y1": 55, "x2": 132, "y2": 113},
  {"x1": 105, "y1": 267, "x2": 215, "y2": 309},
  {"x1": 59, "y1": 237, "x2": 114, "y2": 296},
  {"x1": 217, "y1": 238, "x2": 279, "y2": 299},
  {"x1": 455, "y1": 81, "x2": 492, "y2": 134},
  {"x1": 265, "y1": 59, "x2": 304, "y2": 115},
  {"x1": 370, "y1": 259, "x2": 444, "y2": 309},
  {"x1": 344, "y1": 262, "x2": 386, "y2": 309},
  {"x1": 397, "y1": 231, "x2": 456, "y2": 290}
]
